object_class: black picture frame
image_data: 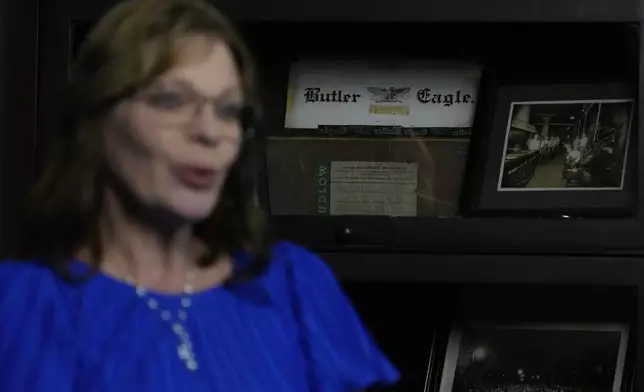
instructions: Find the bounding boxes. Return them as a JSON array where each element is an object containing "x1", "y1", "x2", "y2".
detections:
[
  {"x1": 434, "y1": 322, "x2": 631, "y2": 392},
  {"x1": 466, "y1": 82, "x2": 637, "y2": 217}
]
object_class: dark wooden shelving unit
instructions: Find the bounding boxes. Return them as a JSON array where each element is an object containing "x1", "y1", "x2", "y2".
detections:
[
  {"x1": 323, "y1": 251, "x2": 644, "y2": 285},
  {"x1": 274, "y1": 216, "x2": 644, "y2": 255},
  {"x1": 0, "y1": 0, "x2": 38, "y2": 253},
  {"x1": 24, "y1": 0, "x2": 644, "y2": 390},
  {"x1": 230, "y1": 2, "x2": 644, "y2": 391},
  {"x1": 65, "y1": 0, "x2": 641, "y2": 22}
]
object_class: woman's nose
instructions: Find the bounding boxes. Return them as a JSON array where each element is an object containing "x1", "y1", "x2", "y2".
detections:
[{"x1": 189, "y1": 105, "x2": 221, "y2": 146}]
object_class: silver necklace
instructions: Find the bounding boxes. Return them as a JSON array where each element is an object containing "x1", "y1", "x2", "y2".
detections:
[{"x1": 125, "y1": 271, "x2": 199, "y2": 371}]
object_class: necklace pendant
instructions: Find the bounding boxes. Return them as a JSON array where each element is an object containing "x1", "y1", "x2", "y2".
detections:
[
  {"x1": 186, "y1": 359, "x2": 198, "y2": 371},
  {"x1": 177, "y1": 342, "x2": 198, "y2": 371},
  {"x1": 178, "y1": 343, "x2": 191, "y2": 360}
]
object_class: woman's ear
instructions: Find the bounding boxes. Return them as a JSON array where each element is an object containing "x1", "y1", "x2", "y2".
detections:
[{"x1": 240, "y1": 104, "x2": 259, "y2": 140}]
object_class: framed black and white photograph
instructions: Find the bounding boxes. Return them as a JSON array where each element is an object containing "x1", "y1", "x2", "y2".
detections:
[
  {"x1": 467, "y1": 83, "x2": 637, "y2": 215},
  {"x1": 499, "y1": 100, "x2": 633, "y2": 191},
  {"x1": 435, "y1": 323, "x2": 630, "y2": 392}
]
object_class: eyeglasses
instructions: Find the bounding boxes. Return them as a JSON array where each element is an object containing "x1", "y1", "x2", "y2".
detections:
[{"x1": 135, "y1": 84, "x2": 257, "y2": 133}]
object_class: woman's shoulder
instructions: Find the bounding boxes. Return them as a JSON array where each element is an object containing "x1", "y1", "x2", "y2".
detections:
[
  {"x1": 261, "y1": 240, "x2": 345, "y2": 294},
  {"x1": 267, "y1": 240, "x2": 332, "y2": 277},
  {"x1": 0, "y1": 258, "x2": 60, "y2": 296},
  {"x1": 0, "y1": 258, "x2": 77, "y2": 336},
  {"x1": 0, "y1": 260, "x2": 77, "y2": 390},
  {"x1": 0, "y1": 259, "x2": 67, "y2": 322},
  {"x1": 261, "y1": 241, "x2": 400, "y2": 390},
  {"x1": 236, "y1": 241, "x2": 331, "y2": 288},
  {"x1": 269, "y1": 239, "x2": 319, "y2": 261},
  {"x1": 0, "y1": 257, "x2": 55, "y2": 273}
]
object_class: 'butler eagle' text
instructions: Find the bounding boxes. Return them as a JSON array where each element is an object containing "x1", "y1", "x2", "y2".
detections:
[
  {"x1": 416, "y1": 88, "x2": 474, "y2": 107},
  {"x1": 302, "y1": 87, "x2": 475, "y2": 107},
  {"x1": 304, "y1": 88, "x2": 361, "y2": 103}
]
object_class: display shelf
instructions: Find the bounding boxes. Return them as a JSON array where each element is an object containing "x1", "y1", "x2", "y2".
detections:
[
  {"x1": 66, "y1": 0, "x2": 641, "y2": 23},
  {"x1": 246, "y1": 21, "x2": 642, "y2": 255},
  {"x1": 324, "y1": 252, "x2": 644, "y2": 285},
  {"x1": 274, "y1": 216, "x2": 644, "y2": 256}
]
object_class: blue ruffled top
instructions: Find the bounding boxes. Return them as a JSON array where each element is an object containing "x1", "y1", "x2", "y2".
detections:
[{"x1": 0, "y1": 241, "x2": 399, "y2": 391}]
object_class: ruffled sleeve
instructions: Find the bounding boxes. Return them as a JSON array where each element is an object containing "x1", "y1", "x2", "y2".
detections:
[
  {"x1": 0, "y1": 261, "x2": 76, "y2": 391},
  {"x1": 276, "y1": 242, "x2": 400, "y2": 391}
]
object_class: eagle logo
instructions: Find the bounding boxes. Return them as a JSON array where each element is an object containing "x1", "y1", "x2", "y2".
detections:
[{"x1": 367, "y1": 87, "x2": 411, "y2": 103}]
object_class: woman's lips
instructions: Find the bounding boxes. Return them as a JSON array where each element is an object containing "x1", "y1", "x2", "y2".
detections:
[{"x1": 172, "y1": 166, "x2": 218, "y2": 190}]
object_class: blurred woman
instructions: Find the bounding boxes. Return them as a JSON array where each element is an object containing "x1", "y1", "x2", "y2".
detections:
[{"x1": 0, "y1": 0, "x2": 399, "y2": 390}]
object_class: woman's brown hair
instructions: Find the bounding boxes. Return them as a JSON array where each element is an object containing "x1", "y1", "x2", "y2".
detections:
[{"x1": 16, "y1": 0, "x2": 270, "y2": 279}]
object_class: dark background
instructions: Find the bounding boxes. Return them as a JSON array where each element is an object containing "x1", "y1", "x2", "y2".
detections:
[{"x1": 3, "y1": 0, "x2": 644, "y2": 390}]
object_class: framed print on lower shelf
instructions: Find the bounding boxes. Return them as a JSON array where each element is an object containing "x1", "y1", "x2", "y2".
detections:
[
  {"x1": 466, "y1": 83, "x2": 637, "y2": 216},
  {"x1": 433, "y1": 323, "x2": 630, "y2": 392}
]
